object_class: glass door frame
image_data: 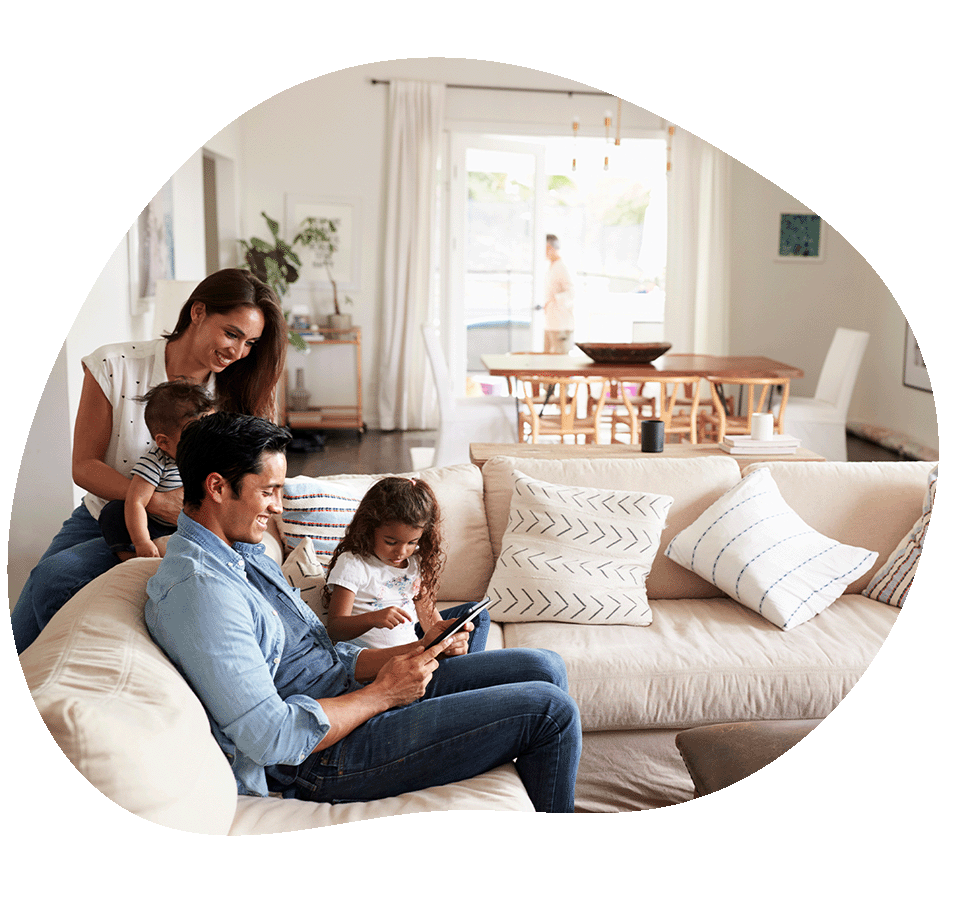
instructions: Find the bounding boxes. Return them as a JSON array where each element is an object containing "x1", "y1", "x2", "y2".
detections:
[{"x1": 443, "y1": 131, "x2": 547, "y2": 395}]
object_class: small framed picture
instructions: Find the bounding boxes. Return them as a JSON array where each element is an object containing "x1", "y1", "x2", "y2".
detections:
[
  {"x1": 776, "y1": 212, "x2": 824, "y2": 262},
  {"x1": 903, "y1": 323, "x2": 932, "y2": 392}
]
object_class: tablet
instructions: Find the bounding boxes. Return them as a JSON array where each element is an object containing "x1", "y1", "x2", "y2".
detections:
[{"x1": 423, "y1": 597, "x2": 493, "y2": 650}]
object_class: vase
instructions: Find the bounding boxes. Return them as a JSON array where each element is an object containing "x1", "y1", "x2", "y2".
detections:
[
  {"x1": 329, "y1": 313, "x2": 352, "y2": 331},
  {"x1": 289, "y1": 369, "x2": 311, "y2": 411}
]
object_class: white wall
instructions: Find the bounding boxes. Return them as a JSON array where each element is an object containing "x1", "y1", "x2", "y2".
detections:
[
  {"x1": 8, "y1": 347, "x2": 75, "y2": 607},
  {"x1": 727, "y1": 159, "x2": 938, "y2": 449},
  {"x1": 7, "y1": 156, "x2": 209, "y2": 610}
]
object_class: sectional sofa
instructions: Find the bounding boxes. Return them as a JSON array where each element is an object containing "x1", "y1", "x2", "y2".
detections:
[{"x1": 18, "y1": 454, "x2": 935, "y2": 831}]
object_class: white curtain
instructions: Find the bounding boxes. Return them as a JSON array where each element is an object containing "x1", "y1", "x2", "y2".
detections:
[
  {"x1": 377, "y1": 79, "x2": 445, "y2": 431},
  {"x1": 665, "y1": 126, "x2": 730, "y2": 355}
]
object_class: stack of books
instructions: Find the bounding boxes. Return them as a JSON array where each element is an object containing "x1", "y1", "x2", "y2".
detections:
[{"x1": 719, "y1": 434, "x2": 802, "y2": 456}]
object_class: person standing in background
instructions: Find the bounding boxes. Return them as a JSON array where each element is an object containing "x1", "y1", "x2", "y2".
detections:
[{"x1": 543, "y1": 234, "x2": 575, "y2": 353}]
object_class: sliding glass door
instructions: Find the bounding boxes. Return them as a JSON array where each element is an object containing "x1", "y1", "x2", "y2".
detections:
[{"x1": 446, "y1": 134, "x2": 546, "y2": 390}]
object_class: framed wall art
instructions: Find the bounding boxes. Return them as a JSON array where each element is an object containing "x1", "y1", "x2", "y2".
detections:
[
  {"x1": 776, "y1": 212, "x2": 824, "y2": 262},
  {"x1": 285, "y1": 194, "x2": 361, "y2": 292},
  {"x1": 128, "y1": 178, "x2": 175, "y2": 315},
  {"x1": 903, "y1": 323, "x2": 932, "y2": 392}
]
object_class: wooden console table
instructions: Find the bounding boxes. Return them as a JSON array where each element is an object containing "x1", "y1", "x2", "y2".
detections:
[
  {"x1": 469, "y1": 442, "x2": 825, "y2": 471},
  {"x1": 280, "y1": 327, "x2": 364, "y2": 433}
]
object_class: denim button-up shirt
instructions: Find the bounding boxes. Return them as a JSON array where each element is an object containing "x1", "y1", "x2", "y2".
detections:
[{"x1": 145, "y1": 513, "x2": 363, "y2": 797}]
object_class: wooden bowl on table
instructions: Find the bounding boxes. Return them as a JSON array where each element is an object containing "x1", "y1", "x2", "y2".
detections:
[{"x1": 575, "y1": 342, "x2": 672, "y2": 364}]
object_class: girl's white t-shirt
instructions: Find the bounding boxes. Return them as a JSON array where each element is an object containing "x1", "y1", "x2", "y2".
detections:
[{"x1": 325, "y1": 551, "x2": 421, "y2": 649}]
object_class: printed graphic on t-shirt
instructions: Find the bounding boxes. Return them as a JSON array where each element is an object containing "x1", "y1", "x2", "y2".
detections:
[{"x1": 374, "y1": 570, "x2": 420, "y2": 612}]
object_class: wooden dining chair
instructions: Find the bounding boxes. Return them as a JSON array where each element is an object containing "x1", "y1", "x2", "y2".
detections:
[
  {"x1": 610, "y1": 375, "x2": 704, "y2": 444},
  {"x1": 517, "y1": 375, "x2": 610, "y2": 444},
  {"x1": 654, "y1": 375, "x2": 704, "y2": 444},
  {"x1": 703, "y1": 376, "x2": 790, "y2": 443},
  {"x1": 598, "y1": 380, "x2": 657, "y2": 444}
]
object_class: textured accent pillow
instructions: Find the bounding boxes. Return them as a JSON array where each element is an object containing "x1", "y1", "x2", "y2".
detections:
[
  {"x1": 281, "y1": 537, "x2": 328, "y2": 623},
  {"x1": 665, "y1": 467, "x2": 878, "y2": 630},
  {"x1": 486, "y1": 470, "x2": 673, "y2": 625},
  {"x1": 279, "y1": 479, "x2": 363, "y2": 562},
  {"x1": 863, "y1": 464, "x2": 937, "y2": 608}
]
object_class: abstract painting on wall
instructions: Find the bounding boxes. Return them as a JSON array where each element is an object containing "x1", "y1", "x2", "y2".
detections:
[{"x1": 777, "y1": 213, "x2": 823, "y2": 261}]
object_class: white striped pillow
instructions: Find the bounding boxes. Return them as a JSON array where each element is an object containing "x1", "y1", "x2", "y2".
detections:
[
  {"x1": 862, "y1": 465, "x2": 937, "y2": 608},
  {"x1": 665, "y1": 467, "x2": 877, "y2": 630},
  {"x1": 279, "y1": 480, "x2": 363, "y2": 564}
]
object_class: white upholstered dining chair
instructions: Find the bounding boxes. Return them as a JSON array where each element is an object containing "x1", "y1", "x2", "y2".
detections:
[
  {"x1": 422, "y1": 325, "x2": 519, "y2": 467},
  {"x1": 774, "y1": 327, "x2": 869, "y2": 461}
]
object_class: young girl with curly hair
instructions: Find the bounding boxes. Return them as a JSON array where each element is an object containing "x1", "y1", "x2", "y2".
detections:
[{"x1": 323, "y1": 476, "x2": 489, "y2": 652}]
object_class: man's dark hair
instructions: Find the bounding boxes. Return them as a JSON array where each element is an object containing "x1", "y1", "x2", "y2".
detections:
[
  {"x1": 176, "y1": 412, "x2": 291, "y2": 508},
  {"x1": 137, "y1": 380, "x2": 216, "y2": 438}
]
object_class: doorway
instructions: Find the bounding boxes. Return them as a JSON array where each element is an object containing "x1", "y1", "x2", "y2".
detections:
[{"x1": 446, "y1": 131, "x2": 668, "y2": 391}]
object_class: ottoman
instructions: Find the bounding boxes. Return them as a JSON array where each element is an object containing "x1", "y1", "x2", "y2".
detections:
[{"x1": 675, "y1": 719, "x2": 822, "y2": 797}]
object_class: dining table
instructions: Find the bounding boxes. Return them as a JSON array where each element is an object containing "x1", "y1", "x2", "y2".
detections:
[
  {"x1": 480, "y1": 352, "x2": 805, "y2": 381},
  {"x1": 481, "y1": 351, "x2": 805, "y2": 441}
]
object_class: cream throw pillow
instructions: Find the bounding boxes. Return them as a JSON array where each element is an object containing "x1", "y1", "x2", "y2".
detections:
[
  {"x1": 486, "y1": 470, "x2": 673, "y2": 625},
  {"x1": 665, "y1": 467, "x2": 878, "y2": 630},
  {"x1": 281, "y1": 537, "x2": 328, "y2": 623}
]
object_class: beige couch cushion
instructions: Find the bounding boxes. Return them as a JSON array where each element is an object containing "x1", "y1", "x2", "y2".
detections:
[
  {"x1": 229, "y1": 764, "x2": 532, "y2": 834},
  {"x1": 279, "y1": 463, "x2": 493, "y2": 603},
  {"x1": 749, "y1": 461, "x2": 936, "y2": 594},
  {"x1": 482, "y1": 456, "x2": 740, "y2": 599},
  {"x1": 21, "y1": 558, "x2": 239, "y2": 835},
  {"x1": 502, "y1": 594, "x2": 899, "y2": 731}
]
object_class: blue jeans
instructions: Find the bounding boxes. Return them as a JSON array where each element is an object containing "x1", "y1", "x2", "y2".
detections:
[
  {"x1": 279, "y1": 648, "x2": 581, "y2": 813},
  {"x1": 416, "y1": 600, "x2": 490, "y2": 654},
  {"x1": 98, "y1": 498, "x2": 176, "y2": 554},
  {"x1": 10, "y1": 505, "x2": 120, "y2": 654}
]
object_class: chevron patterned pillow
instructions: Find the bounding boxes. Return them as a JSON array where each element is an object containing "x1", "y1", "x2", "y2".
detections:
[{"x1": 486, "y1": 471, "x2": 673, "y2": 625}]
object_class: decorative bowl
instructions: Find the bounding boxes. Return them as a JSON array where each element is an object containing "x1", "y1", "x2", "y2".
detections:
[{"x1": 575, "y1": 342, "x2": 672, "y2": 364}]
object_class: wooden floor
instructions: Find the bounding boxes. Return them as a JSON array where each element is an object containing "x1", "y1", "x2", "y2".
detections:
[
  {"x1": 285, "y1": 428, "x2": 901, "y2": 478},
  {"x1": 286, "y1": 429, "x2": 438, "y2": 478}
]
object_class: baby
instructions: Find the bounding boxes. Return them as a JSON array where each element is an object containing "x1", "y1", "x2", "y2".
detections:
[{"x1": 99, "y1": 380, "x2": 215, "y2": 560}]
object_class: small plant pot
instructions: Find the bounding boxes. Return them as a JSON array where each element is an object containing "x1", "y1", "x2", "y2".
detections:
[{"x1": 329, "y1": 313, "x2": 352, "y2": 331}]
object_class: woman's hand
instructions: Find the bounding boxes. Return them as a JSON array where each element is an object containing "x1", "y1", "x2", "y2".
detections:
[
  {"x1": 145, "y1": 487, "x2": 183, "y2": 526},
  {"x1": 370, "y1": 606, "x2": 414, "y2": 630}
]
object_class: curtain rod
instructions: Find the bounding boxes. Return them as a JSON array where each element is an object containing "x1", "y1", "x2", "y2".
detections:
[{"x1": 369, "y1": 78, "x2": 611, "y2": 97}]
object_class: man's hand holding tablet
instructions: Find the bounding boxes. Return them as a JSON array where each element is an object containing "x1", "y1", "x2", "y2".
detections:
[{"x1": 422, "y1": 597, "x2": 494, "y2": 652}]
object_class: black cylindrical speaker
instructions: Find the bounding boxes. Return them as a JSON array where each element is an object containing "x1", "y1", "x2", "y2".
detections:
[{"x1": 640, "y1": 419, "x2": 665, "y2": 453}]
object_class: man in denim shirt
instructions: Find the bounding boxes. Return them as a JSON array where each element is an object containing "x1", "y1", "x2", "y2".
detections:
[{"x1": 145, "y1": 412, "x2": 581, "y2": 812}]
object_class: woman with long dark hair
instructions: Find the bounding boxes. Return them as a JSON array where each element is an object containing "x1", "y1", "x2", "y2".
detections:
[{"x1": 12, "y1": 268, "x2": 287, "y2": 653}]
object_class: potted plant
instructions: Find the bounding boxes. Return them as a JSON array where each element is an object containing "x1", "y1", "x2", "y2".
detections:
[
  {"x1": 294, "y1": 216, "x2": 353, "y2": 329},
  {"x1": 238, "y1": 212, "x2": 308, "y2": 352}
]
